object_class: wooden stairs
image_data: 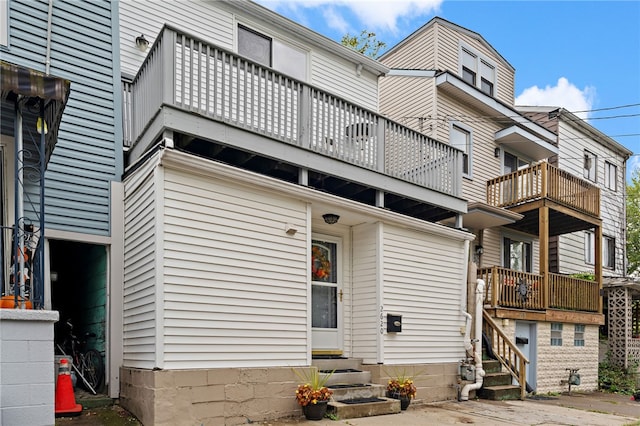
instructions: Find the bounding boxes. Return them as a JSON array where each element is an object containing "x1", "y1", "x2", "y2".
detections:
[{"x1": 312, "y1": 358, "x2": 401, "y2": 419}]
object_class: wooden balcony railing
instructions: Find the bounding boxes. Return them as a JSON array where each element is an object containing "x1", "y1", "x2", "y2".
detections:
[
  {"x1": 122, "y1": 25, "x2": 463, "y2": 198},
  {"x1": 479, "y1": 266, "x2": 599, "y2": 313},
  {"x1": 482, "y1": 310, "x2": 528, "y2": 399},
  {"x1": 486, "y1": 162, "x2": 600, "y2": 217}
]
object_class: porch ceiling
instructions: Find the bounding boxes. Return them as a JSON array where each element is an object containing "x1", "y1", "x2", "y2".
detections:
[
  {"x1": 503, "y1": 201, "x2": 600, "y2": 236},
  {"x1": 440, "y1": 201, "x2": 523, "y2": 230}
]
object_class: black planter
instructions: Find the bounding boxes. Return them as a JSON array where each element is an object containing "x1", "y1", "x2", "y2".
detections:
[
  {"x1": 302, "y1": 400, "x2": 328, "y2": 421},
  {"x1": 400, "y1": 396, "x2": 411, "y2": 410}
]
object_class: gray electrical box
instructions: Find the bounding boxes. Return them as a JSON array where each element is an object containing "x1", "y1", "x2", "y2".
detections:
[{"x1": 460, "y1": 364, "x2": 476, "y2": 381}]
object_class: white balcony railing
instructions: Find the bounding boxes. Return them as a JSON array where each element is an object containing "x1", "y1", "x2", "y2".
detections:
[{"x1": 123, "y1": 26, "x2": 462, "y2": 197}]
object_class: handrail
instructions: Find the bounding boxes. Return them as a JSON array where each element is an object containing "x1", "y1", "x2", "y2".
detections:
[
  {"x1": 482, "y1": 310, "x2": 529, "y2": 400},
  {"x1": 122, "y1": 26, "x2": 463, "y2": 197}
]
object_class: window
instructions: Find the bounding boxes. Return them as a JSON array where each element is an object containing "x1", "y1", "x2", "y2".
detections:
[
  {"x1": 551, "y1": 323, "x2": 563, "y2": 346},
  {"x1": 0, "y1": 0, "x2": 7, "y2": 47},
  {"x1": 238, "y1": 24, "x2": 272, "y2": 67},
  {"x1": 584, "y1": 231, "x2": 594, "y2": 264},
  {"x1": 238, "y1": 24, "x2": 307, "y2": 81},
  {"x1": 583, "y1": 150, "x2": 597, "y2": 182},
  {"x1": 451, "y1": 123, "x2": 471, "y2": 175},
  {"x1": 574, "y1": 324, "x2": 585, "y2": 346},
  {"x1": 605, "y1": 161, "x2": 617, "y2": 191},
  {"x1": 503, "y1": 236, "x2": 532, "y2": 273},
  {"x1": 459, "y1": 44, "x2": 496, "y2": 96},
  {"x1": 604, "y1": 236, "x2": 615, "y2": 269}
]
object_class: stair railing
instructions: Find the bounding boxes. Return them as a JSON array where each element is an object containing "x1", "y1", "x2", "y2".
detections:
[{"x1": 482, "y1": 310, "x2": 529, "y2": 399}]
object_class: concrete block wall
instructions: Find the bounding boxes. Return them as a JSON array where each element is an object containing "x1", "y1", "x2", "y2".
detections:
[
  {"x1": 0, "y1": 309, "x2": 59, "y2": 426},
  {"x1": 536, "y1": 323, "x2": 599, "y2": 393},
  {"x1": 119, "y1": 366, "x2": 302, "y2": 426}
]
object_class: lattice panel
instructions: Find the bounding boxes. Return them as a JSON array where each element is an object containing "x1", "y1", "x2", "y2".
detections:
[{"x1": 607, "y1": 287, "x2": 631, "y2": 367}]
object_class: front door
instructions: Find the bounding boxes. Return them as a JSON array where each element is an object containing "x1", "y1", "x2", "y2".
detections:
[
  {"x1": 311, "y1": 237, "x2": 342, "y2": 354},
  {"x1": 515, "y1": 321, "x2": 537, "y2": 391}
]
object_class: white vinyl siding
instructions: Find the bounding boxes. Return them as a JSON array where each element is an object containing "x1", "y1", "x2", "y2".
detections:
[
  {"x1": 123, "y1": 164, "x2": 159, "y2": 369},
  {"x1": 351, "y1": 223, "x2": 381, "y2": 363},
  {"x1": 161, "y1": 167, "x2": 308, "y2": 368},
  {"x1": 382, "y1": 225, "x2": 466, "y2": 364},
  {"x1": 0, "y1": 0, "x2": 7, "y2": 46}
]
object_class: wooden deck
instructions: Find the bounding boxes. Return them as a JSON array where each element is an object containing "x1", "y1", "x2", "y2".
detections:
[
  {"x1": 486, "y1": 162, "x2": 599, "y2": 218},
  {"x1": 479, "y1": 267, "x2": 601, "y2": 321}
]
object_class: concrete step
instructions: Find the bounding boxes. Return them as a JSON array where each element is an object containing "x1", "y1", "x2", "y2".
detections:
[
  {"x1": 312, "y1": 358, "x2": 363, "y2": 371},
  {"x1": 328, "y1": 397, "x2": 400, "y2": 419},
  {"x1": 324, "y1": 369, "x2": 371, "y2": 387},
  {"x1": 478, "y1": 384, "x2": 521, "y2": 400},
  {"x1": 483, "y1": 372, "x2": 513, "y2": 387},
  {"x1": 328, "y1": 383, "x2": 386, "y2": 401},
  {"x1": 482, "y1": 359, "x2": 503, "y2": 374}
]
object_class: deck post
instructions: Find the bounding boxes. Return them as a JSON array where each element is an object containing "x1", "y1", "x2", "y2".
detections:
[
  {"x1": 540, "y1": 206, "x2": 549, "y2": 309},
  {"x1": 596, "y1": 224, "x2": 603, "y2": 313}
]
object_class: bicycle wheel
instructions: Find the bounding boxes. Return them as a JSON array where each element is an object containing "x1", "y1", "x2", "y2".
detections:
[{"x1": 82, "y1": 349, "x2": 104, "y2": 391}]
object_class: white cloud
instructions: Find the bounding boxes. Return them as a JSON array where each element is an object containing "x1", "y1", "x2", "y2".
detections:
[
  {"x1": 258, "y1": 0, "x2": 442, "y2": 33},
  {"x1": 515, "y1": 77, "x2": 596, "y2": 121},
  {"x1": 323, "y1": 6, "x2": 350, "y2": 34}
]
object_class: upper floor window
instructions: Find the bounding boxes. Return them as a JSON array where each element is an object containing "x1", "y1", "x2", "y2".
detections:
[
  {"x1": 460, "y1": 44, "x2": 496, "y2": 96},
  {"x1": 605, "y1": 161, "x2": 617, "y2": 191},
  {"x1": 238, "y1": 24, "x2": 307, "y2": 81},
  {"x1": 584, "y1": 231, "x2": 594, "y2": 264},
  {"x1": 451, "y1": 123, "x2": 471, "y2": 176},
  {"x1": 583, "y1": 150, "x2": 597, "y2": 182},
  {"x1": 604, "y1": 236, "x2": 615, "y2": 269},
  {"x1": 0, "y1": 0, "x2": 8, "y2": 47},
  {"x1": 551, "y1": 323, "x2": 563, "y2": 346},
  {"x1": 574, "y1": 324, "x2": 585, "y2": 346}
]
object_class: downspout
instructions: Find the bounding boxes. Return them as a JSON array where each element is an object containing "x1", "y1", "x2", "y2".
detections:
[
  {"x1": 460, "y1": 279, "x2": 486, "y2": 401},
  {"x1": 45, "y1": 0, "x2": 54, "y2": 74}
]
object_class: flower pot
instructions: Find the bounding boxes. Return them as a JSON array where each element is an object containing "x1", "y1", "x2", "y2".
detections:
[
  {"x1": 302, "y1": 400, "x2": 328, "y2": 421},
  {"x1": 400, "y1": 396, "x2": 411, "y2": 410}
]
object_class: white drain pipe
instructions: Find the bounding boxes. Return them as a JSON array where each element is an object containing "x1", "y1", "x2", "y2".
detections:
[{"x1": 461, "y1": 279, "x2": 486, "y2": 401}]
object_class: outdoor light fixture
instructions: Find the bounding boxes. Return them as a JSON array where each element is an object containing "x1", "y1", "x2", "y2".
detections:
[
  {"x1": 494, "y1": 147, "x2": 500, "y2": 158},
  {"x1": 135, "y1": 34, "x2": 149, "y2": 51},
  {"x1": 322, "y1": 213, "x2": 340, "y2": 225},
  {"x1": 475, "y1": 245, "x2": 484, "y2": 255}
]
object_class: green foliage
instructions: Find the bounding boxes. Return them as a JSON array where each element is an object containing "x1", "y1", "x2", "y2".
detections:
[
  {"x1": 570, "y1": 272, "x2": 595, "y2": 281},
  {"x1": 292, "y1": 367, "x2": 334, "y2": 390},
  {"x1": 598, "y1": 356, "x2": 638, "y2": 395},
  {"x1": 341, "y1": 30, "x2": 387, "y2": 58},
  {"x1": 627, "y1": 169, "x2": 640, "y2": 275}
]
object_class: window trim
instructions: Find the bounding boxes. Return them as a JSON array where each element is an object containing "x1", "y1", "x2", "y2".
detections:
[
  {"x1": 583, "y1": 150, "x2": 597, "y2": 182},
  {"x1": 458, "y1": 42, "x2": 498, "y2": 96},
  {"x1": 502, "y1": 233, "x2": 533, "y2": 273},
  {"x1": 450, "y1": 121, "x2": 473, "y2": 178},
  {"x1": 604, "y1": 161, "x2": 617, "y2": 191}
]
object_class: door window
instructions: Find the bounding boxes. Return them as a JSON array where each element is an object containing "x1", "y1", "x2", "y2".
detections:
[{"x1": 311, "y1": 240, "x2": 338, "y2": 328}]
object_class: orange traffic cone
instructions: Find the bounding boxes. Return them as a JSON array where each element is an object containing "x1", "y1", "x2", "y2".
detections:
[{"x1": 55, "y1": 358, "x2": 82, "y2": 417}]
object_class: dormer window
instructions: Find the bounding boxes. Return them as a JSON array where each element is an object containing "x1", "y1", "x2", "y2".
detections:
[{"x1": 460, "y1": 44, "x2": 496, "y2": 96}]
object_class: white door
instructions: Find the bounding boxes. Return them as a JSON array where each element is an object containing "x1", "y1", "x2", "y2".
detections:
[
  {"x1": 311, "y1": 236, "x2": 343, "y2": 354},
  {"x1": 515, "y1": 321, "x2": 537, "y2": 391}
]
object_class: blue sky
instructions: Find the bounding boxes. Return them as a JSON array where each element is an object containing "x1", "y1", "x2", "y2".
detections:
[{"x1": 258, "y1": 0, "x2": 640, "y2": 181}]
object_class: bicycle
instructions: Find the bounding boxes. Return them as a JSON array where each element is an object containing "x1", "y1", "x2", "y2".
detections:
[{"x1": 56, "y1": 319, "x2": 104, "y2": 395}]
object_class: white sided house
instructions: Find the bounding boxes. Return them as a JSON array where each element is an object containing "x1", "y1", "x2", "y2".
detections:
[{"x1": 118, "y1": 1, "x2": 474, "y2": 424}]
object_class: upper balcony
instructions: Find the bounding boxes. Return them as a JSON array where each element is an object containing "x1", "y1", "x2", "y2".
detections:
[
  {"x1": 122, "y1": 26, "x2": 467, "y2": 221},
  {"x1": 486, "y1": 162, "x2": 600, "y2": 236}
]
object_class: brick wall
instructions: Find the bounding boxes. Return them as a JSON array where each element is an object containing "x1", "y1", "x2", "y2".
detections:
[{"x1": 0, "y1": 309, "x2": 59, "y2": 426}]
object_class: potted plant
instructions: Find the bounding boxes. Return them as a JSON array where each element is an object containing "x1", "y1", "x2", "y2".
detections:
[
  {"x1": 293, "y1": 367, "x2": 335, "y2": 420},
  {"x1": 385, "y1": 368, "x2": 419, "y2": 410}
]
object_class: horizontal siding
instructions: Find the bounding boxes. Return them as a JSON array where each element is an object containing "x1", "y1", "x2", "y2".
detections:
[
  {"x1": 122, "y1": 166, "x2": 158, "y2": 368},
  {"x1": 382, "y1": 225, "x2": 467, "y2": 363},
  {"x1": 161, "y1": 168, "x2": 308, "y2": 368},
  {"x1": 556, "y1": 120, "x2": 626, "y2": 276},
  {"x1": 5, "y1": 0, "x2": 119, "y2": 236},
  {"x1": 379, "y1": 76, "x2": 436, "y2": 134},
  {"x1": 351, "y1": 223, "x2": 380, "y2": 363}
]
